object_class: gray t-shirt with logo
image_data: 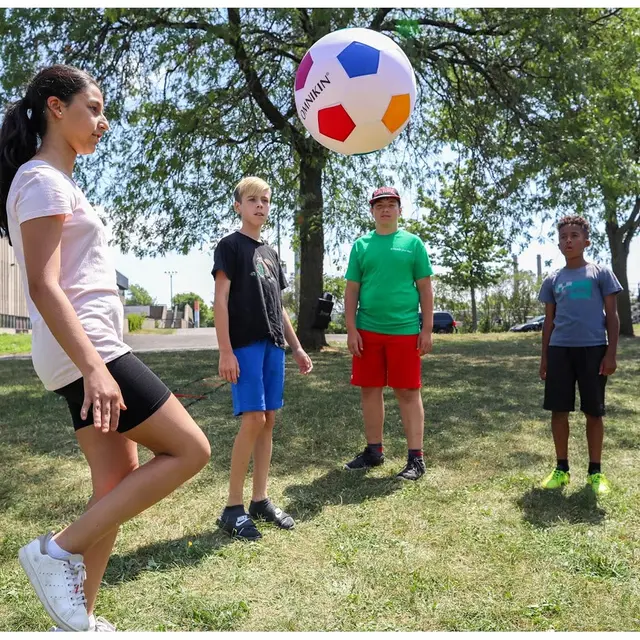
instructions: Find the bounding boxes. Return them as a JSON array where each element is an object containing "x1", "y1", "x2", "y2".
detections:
[{"x1": 538, "y1": 263, "x2": 622, "y2": 347}]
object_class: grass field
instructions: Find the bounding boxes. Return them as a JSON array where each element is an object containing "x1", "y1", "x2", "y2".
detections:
[
  {"x1": 1, "y1": 333, "x2": 639, "y2": 631},
  {"x1": 0, "y1": 334, "x2": 31, "y2": 355}
]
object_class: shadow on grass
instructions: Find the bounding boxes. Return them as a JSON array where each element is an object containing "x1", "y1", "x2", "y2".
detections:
[
  {"x1": 283, "y1": 467, "x2": 403, "y2": 521},
  {"x1": 516, "y1": 485, "x2": 606, "y2": 529},
  {"x1": 102, "y1": 530, "x2": 234, "y2": 586}
]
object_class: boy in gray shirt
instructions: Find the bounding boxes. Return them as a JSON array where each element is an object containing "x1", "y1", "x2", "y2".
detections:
[{"x1": 538, "y1": 215, "x2": 622, "y2": 494}]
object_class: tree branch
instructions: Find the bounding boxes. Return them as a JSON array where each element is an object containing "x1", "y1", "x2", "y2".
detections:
[
  {"x1": 370, "y1": 8, "x2": 394, "y2": 31},
  {"x1": 621, "y1": 196, "x2": 640, "y2": 246},
  {"x1": 379, "y1": 15, "x2": 513, "y2": 38},
  {"x1": 297, "y1": 8, "x2": 313, "y2": 37},
  {"x1": 226, "y1": 8, "x2": 299, "y2": 142}
]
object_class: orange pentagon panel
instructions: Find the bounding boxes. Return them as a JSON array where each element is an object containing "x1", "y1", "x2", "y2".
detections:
[
  {"x1": 382, "y1": 94, "x2": 411, "y2": 133},
  {"x1": 318, "y1": 104, "x2": 356, "y2": 142}
]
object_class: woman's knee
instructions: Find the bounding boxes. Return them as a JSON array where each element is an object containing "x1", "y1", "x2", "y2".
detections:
[
  {"x1": 91, "y1": 459, "x2": 139, "y2": 501},
  {"x1": 181, "y1": 427, "x2": 211, "y2": 472}
]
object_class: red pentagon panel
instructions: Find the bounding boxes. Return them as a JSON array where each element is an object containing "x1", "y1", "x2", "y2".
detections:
[{"x1": 317, "y1": 104, "x2": 356, "y2": 142}]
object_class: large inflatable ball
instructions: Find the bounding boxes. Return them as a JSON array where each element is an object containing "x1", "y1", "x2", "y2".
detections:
[{"x1": 295, "y1": 28, "x2": 417, "y2": 155}]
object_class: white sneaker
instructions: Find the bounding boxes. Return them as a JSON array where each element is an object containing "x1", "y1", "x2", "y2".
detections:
[
  {"x1": 49, "y1": 615, "x2": 117, "y2": 632},
  {"x1": 19, "y1": 532, "x2": 90, "y2": 632},
  {"x1": 93, "y1": 617, "x2": 116, "y2": 632}
]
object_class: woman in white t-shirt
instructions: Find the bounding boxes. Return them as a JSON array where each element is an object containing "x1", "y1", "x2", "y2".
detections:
[{"x1": 0, "y1": 65, "x2": 211, "y2": 632}]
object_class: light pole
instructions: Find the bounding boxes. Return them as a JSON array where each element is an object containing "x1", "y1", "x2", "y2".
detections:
[{"x1": 165, "y1": 270, "x2": 177, "y2": 307}]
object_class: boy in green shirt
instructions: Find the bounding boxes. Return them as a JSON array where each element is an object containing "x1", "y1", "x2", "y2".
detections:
[{"x1": 344, "y1": 187, "x2": 434, "y2": 480}]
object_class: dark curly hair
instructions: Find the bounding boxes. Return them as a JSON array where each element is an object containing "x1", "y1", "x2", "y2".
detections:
[{"x1": 557, "y1": 215, "x2": 590, "y2": 238}]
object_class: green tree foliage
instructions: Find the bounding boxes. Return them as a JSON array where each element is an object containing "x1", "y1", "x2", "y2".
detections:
[
  {"x1": 408, "y1": 163, "x2": 511, "y2": 331},
  {"x1": 172, "y1": 292, "x2": 213, "y2": 327},
  {"x1": 0, "y1": 8, "x2": 633, "y2": 341},
  {"x1": 125, "y1": 283, "x2": 154, "y2": 306}
]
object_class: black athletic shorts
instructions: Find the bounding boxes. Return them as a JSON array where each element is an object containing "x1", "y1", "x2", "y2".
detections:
[
  {"x1": 54, "y1": 352, "x2": 172, "y2": 433},
  {"x1": 543, "y1": 345, "x2": 608, "y2": 417}
]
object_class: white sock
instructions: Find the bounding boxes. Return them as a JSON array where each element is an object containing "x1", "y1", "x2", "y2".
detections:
[
  {"x1": 88, "y1": 615, "x2": 96, "y2": 629},
  {"x1": 46, "y1": 537, "x2": 72, "y2": 560}
]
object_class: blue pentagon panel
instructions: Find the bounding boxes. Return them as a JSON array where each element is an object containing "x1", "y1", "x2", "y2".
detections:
[{"x1": 337, "y1": 41, "x2": 380, "y2": 78}]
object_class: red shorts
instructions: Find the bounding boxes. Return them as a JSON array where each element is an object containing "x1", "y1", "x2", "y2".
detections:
[{"x1": 351, "y1": 329, "x2": 421, "y2": 389}]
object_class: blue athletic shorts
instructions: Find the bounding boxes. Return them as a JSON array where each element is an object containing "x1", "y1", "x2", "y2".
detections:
[{"x1": 231, "y1": 339, "x2": 285, "y2": 416}]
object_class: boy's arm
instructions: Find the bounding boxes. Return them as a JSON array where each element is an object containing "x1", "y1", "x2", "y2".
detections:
[
  {"x1": 282, "y1": 307, "x2": 313, "y2": 374},
  {"x1": 540, "y1": 302, "x2": 556, "y2": 380},
  {"x1": 214, "y1": 271, "x2": 240, "y2": 383},
  {"x1": 345, "y1": 279, "x2": 363, "y2": 357},
  {"x1": 416, "y1": 276, "x2": 433, "y2": 355},
  {"x1": 601, "y1": 294, "x2": 619, "y2": 375}
]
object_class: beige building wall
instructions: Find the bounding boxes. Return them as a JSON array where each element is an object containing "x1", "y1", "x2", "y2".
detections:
[{"x1": 0, "y1": 236, "x2": 29, "y2": 318}]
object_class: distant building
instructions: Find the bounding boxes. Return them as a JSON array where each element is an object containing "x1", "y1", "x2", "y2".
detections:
[
  {"x1": 1, "y1": 236, "x2": 129, "y2": 332},
  {"x1": 0, "y1": 237, "x2": 29, "y2": 331}
]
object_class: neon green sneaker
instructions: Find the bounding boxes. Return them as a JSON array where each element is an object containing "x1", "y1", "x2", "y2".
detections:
[
  {"x1": 540, "y1": 469, "x2": 570, "y2": 489},
  {"x1": 587, "y1": 472, "x2": 611, "y2": 495}
]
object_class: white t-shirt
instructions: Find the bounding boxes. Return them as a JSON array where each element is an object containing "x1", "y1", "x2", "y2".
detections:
[{"x1": 6, "y1": 160, "x2": 130, "y2": 391}]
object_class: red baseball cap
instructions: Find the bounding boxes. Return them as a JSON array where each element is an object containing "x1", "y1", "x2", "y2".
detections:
[{"x1": 369, "y1": 186, "x2": 401, "y2": 205}]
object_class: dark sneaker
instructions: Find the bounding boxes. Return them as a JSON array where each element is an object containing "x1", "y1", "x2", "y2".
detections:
[
  {"x1": 217, "y1": 510, "x2": 262, "y2": 541},
  {"x1": 344, "y1": 448, "x2": 385, "y2": 471},
  {"x1": 396, "y1": 456, "x2": 426, "y2": 481},
  {"x1": 249, "y1": 499, "x2": 295, "y2": 530}
]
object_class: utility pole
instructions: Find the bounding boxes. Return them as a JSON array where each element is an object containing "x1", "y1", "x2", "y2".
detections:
[{"x1": 164, "y1": 270, "x2": 177, "y2": 307}]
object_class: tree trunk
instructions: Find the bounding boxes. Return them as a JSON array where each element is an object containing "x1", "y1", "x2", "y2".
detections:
[
  {"x1": 606, "y1": 219, "x2": 634, "y2": 337},
  {"x1": 470, "y1": 285, "x2": 478, "y2": 332},
  {"x1": 296, "y1": 148, "x2": 328, "y2": 351}
]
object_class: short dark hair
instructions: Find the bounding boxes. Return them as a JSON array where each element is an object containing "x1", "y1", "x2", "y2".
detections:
[{"x1": 557, "y1": 215, "x2": 590, "y2": 237}]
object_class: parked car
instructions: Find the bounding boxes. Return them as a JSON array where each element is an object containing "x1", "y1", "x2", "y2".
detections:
[
  {"x1": 419, "y1": 311, "x2": 457, "y2": 333},
  {"x1": 509, "y1": 314, "x2": 545, "y2": 332}
]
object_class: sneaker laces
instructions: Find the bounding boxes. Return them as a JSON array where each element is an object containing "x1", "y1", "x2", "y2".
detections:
[
  {"x1": 552, "y1": 469, "x2": 566, "y2": 479},
  {"x1": 65, "y1": 560, "x2": 87, "y2": 608}
]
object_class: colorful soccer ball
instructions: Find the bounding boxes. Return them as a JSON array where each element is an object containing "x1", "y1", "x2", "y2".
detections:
[{"x1": 294, "y1": 27, "x2": 416, "y2": 155}]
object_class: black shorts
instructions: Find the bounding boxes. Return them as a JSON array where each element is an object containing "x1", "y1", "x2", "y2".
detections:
[
  {"x1": 544, "y1": 345, "x2": 608, "y2": 417},
  {"x1": 54, "y1": 352, "x2": 172, "y2": 433}
]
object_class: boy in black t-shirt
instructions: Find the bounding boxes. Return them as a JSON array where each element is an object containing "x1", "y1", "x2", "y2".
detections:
[{"x1": 213, "y1": 176, "x2": 313, "y2": 540}]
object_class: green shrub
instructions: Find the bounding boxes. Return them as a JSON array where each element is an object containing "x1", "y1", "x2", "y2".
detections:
[{"x1": 128, "y1": 313, "x2": 143, "y2": 332}]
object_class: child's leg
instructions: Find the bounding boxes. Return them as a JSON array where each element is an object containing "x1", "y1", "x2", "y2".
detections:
[
  {"x1": 74, "y1": 429, "x2": 138, "y2": 614},
  {"x1": 585, "y1": 414, "x2": 604, "y2": 465},
  {"x1": 252, "y1": 410, "x2": 276, "y2": 501},
  {"x1": 250, "y1": 341, "x2": 285, "y2": 501},
  {"x1": 52, "y1": 395, "x2": 210, "y2": 554},
  {"x1": 551, "y1": 411, "x2": 570, "y2": 460},
  {"x1": 351, "y1": 330, "x2": 386, "y2": 448},
  {"x1": 362, "y1": 386, "x2": 385, "y2": 444},
  {"x1": 227, "y1": 411, "x2": 267, "y2": 506},
  {"x1": 393, "y1": 388, "x2": 424, "y2": 450},
  {"x1": 387, "y1": 334, "x2": 423, "y2": 451},
  {"x1": 577, "y1": 345, "x2": 608, "y2": 472}
]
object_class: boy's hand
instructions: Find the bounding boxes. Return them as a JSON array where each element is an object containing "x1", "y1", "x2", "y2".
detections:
[
  {"x1": 293, "y1": 347, "x2": 313, "y2": 374},
  {"x1": 347, "y1": 329, "x2": 363, "y2": 357},
  {"x1": 539, "y1": 356, "x2": 547, "y2": 380},
  {"x1": 418, "y1": 329, "x2": 433, "y2": 356},
  {"x1": 219, "y1": 350, "x2": 240, "y2": 384},
  {"x1": 599, "y1": 351, "x2": 617, "y2": 376}
]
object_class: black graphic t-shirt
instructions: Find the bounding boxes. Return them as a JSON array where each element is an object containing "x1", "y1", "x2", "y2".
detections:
[{"x1": 212, "y1": 231, "x2": 288, "y2": 349}]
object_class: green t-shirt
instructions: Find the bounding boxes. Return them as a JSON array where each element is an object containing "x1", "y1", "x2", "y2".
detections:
[{"x1": 345, "y1": 229, "x2": 434, "y2": 335}]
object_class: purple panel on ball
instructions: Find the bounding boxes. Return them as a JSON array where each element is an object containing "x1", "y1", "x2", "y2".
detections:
[{"x1": 295, "y1": 52, "x2": 314, "y2": 91}]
